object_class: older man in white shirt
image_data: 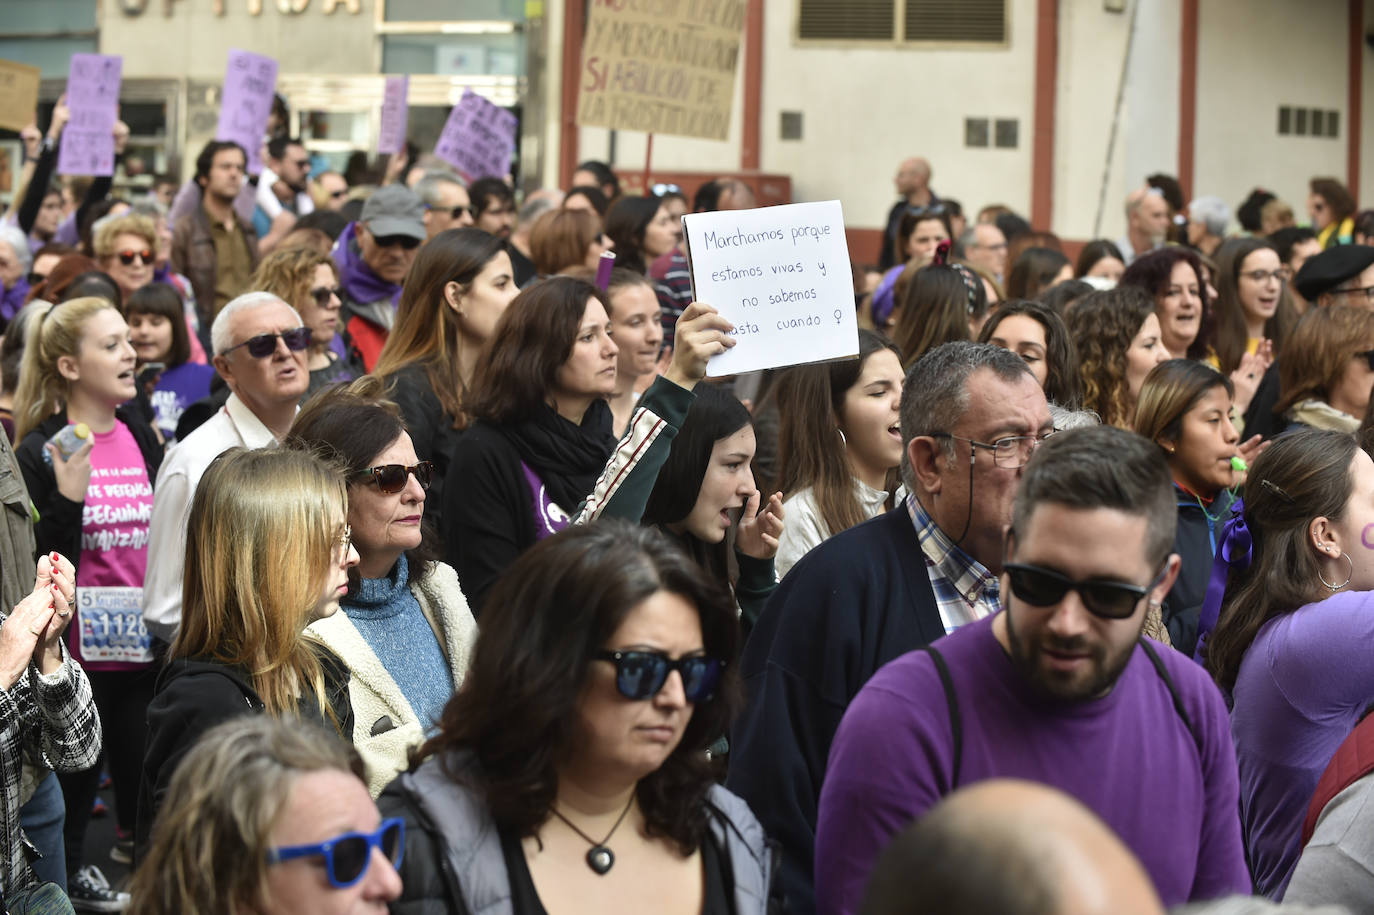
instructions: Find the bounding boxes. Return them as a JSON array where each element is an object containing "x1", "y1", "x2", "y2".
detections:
[{"x1": 142, "y1": 291, "x2": 311, "y2": 644}]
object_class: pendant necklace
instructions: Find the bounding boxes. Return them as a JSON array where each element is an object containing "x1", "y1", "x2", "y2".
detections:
[{"x1": 550, "y1": 795, "x2": 636, "y2": 876}]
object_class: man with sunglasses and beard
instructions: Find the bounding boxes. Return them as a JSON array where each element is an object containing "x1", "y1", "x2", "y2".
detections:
[
  {"x1": 814, "y1": 425, "x2": 1249, "y2": 915},
  {"x1": 333, "y1": 184, "x2": 426, "y2": 372},
  {"x1": 143, "y1": 292, "x2": 312, "y2": 647},
  {"x1": 729, "y1": 342, "x2": 1050, "y2": 915}
]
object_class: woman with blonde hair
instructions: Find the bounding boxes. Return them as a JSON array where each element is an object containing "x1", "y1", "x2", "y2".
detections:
[
  {"x1": 529, "y1": 207, "x2": 613, "y2": 276},
  {"x1": 1276, "y1": 305, "x2": 1374, "y2": 432},
  {"x1": 91, "y1": 211, "x2": 157, "y2": 303},
  {"x1": 1067, "y1": 286, "x2": 1170, "y2": 429},
  {"x1": 13, "y1": 295, "x2": 162, "y2": 902},
  {"x1": 250, "y1": 245, "x2": 357, "y2": 396},
  {"x1": 129, "y1": 716, "x2": 401, "y2": 914},
  {"x1": 136, "y1": 446, "x2": 359, "y2": 856}
]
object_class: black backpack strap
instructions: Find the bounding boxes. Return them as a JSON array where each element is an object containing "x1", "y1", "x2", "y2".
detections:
[
  {"x1": 1137, "y1": 638, "x2": 1202, "y2": 756},
  {"x1": 922, "y1": 645, "x2": 962, "y2": 790}
]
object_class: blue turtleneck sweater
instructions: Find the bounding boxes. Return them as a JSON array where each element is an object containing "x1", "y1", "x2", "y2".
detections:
[{"x1": 342, "y1": 555, "x2": 454, "y2": 735}]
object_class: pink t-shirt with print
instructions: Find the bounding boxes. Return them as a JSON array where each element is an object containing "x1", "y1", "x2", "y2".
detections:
[{"x1": 72, "y1": 420, "x2": 153, "y2": 670}]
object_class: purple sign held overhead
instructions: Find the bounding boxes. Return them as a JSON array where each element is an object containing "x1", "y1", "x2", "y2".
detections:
[
  {"x1": 216, "y1": 49, "x2": 278, "y2": 175},
  {"x1": 434, "y1": 89, "x2": 517, "y2": 182},
  {"x1": 59, "y1": 54, "x2": 122, "y2": 177},
  {"x1": 378, "y1": 76, "x2": 409, "y2": 155}
]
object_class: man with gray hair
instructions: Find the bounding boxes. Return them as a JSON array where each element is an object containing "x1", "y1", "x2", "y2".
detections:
[
  {"x1": 727, "y1": 341, "x2": 1052, "y2": 915},
  {"x1": 1117, "y1": 186, "x2": 1170, "y2": 265},
  {"x1": 1188, "y1": 196, "x2": 1231, "y2": 257},
  {"x1": 413, "y1": 170, "x2": 472, "y2": 240},
  {"x1": 142, "y1": 291, "x2": 311, "y2": 644},
  {"x1": 0, "y1": 223, "x2": 33, "y2": 320},
  {"x1": 956, "y1": 221, "x2": 1008, "y2": 284}
]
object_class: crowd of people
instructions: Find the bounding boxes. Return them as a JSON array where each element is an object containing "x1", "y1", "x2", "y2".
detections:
[{"x1": 3, "y1": 89, "x2": 1374, "y2": 915}]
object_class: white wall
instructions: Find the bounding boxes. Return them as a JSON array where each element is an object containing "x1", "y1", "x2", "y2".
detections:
[{"x1": 1193, "y1": 0, "x2": 1348, "y2": 224}]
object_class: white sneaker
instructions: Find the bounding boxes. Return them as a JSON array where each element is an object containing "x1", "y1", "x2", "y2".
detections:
[{"x1": 67, "y1": 865, "x2": 130, "y2": 912}]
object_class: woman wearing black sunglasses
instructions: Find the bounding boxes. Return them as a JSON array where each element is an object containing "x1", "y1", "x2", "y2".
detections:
[
  {"x1": 286, "y1": 376, "x2": 477, "y2": 796},
  {"x1": 252, "y1": 245, "x2": 361, "y2": 398},
  {"x1": 379, "y1": 520, "x2": 775, "y2": 914},
  {"x1": 130, "y1": 715, "x2": 402, "y2": 913}
]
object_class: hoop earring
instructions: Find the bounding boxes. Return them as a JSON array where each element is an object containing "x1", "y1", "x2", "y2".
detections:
[
  {"x1": 1318, "y1": 551, "x2": 1354, "y2": 592},
  {"x1": 837, "y1": 428, "x2": 847, "y2": 446}
]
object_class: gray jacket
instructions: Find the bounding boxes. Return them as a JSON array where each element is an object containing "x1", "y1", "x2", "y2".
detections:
[{"x1": 378, "y1": 750, "x2": 776, "y2": 914}]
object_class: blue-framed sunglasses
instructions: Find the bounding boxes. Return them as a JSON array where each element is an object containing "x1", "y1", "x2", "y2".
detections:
[{"x1": 267, "y1": 817, "x2": 405, "y2": 889}]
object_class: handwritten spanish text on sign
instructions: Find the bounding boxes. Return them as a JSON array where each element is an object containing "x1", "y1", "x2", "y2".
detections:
[
  {"x1": 59, "y1": 54, "x2": 123, "y2": 177},
  {"x1": 0, "y1": 60, "x2": 41, "y2": 133},
  {"x1": 216, "y1": 49, "x2": 278, "y2": 175},
  {"x1": 577, "y1": 0, "x2": 745, "y2": 142},
  {"x1": 433, "y1": 88, "x2": 517, "y2": 180},
  {"x1": 378, "y1": 75, "x2": 409, "y2": 155},
  {"x1": 684, "y1": 200, "x2": 858, "y2": 376}
]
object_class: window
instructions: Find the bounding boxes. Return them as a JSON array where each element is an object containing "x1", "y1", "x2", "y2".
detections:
[
  {"x1": 965, "y1": 118, "x2": 989, "y2": 148},
  {"x1": 798, "y1": 0, "x2": 1006, "y2": 43},
  {"x1": 1278, "y1": 105, "x2": 1340, "y2": 139},
  {"x1": 780, "y1": 111, "x2": 804, "y2": 141}
]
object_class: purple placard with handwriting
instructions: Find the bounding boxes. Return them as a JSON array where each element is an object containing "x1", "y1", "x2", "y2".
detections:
[
  {"x1": 58, "y1": 54, "x2": 122, "y2": 177},
  {"x1": 433, "y1": 88, "x2": 517, "y2": 181},
  {"x1": 378, "y1": 75, "x2": 409, "y2": 155},
  {"x1": 215, "y1": 49, "x2": 278, "y2": 175}
]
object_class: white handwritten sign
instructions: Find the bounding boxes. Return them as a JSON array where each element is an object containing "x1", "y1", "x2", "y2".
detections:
[{"x1": 683, "y1": 200, "x2": 858, "y2": 376}]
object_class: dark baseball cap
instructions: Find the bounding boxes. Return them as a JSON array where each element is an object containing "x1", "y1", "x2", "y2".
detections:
[{"x1": 360, "y1": 184, "x2": 426, "y2": 241}]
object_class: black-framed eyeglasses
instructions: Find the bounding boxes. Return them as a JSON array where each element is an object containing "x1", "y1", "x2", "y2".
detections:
[
  {"x1": 595, "y1": 650, "x2": 722, "y2": 703},
  {"x1": 356, "y1": 461, "x2": 433, "y2": 495},
  {"x1": 1334, "y1": 284, "x2": 1374, "y2": 303},
  {"x1": 1240, "y1": 269, "x2": 1285, "y2": 284},
  {"x1": 372, "y1": 234, "x2": 422, "y2": 250},
  {"x1": 426, "y1": 203, "x2": 468, "y2": 219},
  {"x1": 117, "y1": 248, "x2": 153, "y2": 266},
  {"x1": 268, "y1": 817, "x2": 404, "y2": 889},
  {"x1": 310, "y1": 286, "x2": 342, "y2": 308},
  {"x1": 1004, "y1": 562, "x2": 1166, "y2": 620},
  {"x1": 926, "y1": 431, "x2": 1056, "y2": 469},
  {"x1": 222, "y1": 326, "x2": 312, "y2": 358}
]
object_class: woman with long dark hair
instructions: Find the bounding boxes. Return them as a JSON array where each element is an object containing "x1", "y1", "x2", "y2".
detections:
[
  {"x1": 977, "y1": 299, "x2": 1081, "y2": 409},
  {"x1": 379, "y1": 520, "x2": 774, "y2": 913},
  {"x1": 1204, "y1": 430, "x2": 1374, "y2": 898},
  {"x1": 604, "y1": 195, "x2": 680, "y2": 275},
  {"x1": 1067, "y1": 287, "x2": 1170, "y2": 428}
]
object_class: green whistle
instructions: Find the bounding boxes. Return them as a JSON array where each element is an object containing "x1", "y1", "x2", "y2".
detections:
[{"x1": 1231, "y1": 456, "x2": 1248, "y2": 473}]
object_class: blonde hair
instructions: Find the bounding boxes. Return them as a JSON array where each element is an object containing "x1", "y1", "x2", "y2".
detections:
[
  {"x1": 13, "y1": 297, "x2": 120, "y2": 443},
  {"x1": 128, "y1": 715, "x2": 365, "y2": 915},
  {"x1": 250, "y1": 245, "x2": 337, "y2": 316},
  {"x1": 174, "y1": 447, "x2": 348, "y2": 721},
  {"x1": 92, "y1": 212, "x2": 157, "y2": 260}
]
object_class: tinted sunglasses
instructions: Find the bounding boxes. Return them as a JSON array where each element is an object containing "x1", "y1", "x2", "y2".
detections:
[
  {"x1": 268, "y1": 817, "x2": 404, "y2": 890},
  {"x1": 25, "y1": 271, "x2": 44, "y2": 286},
  {"x1": 595, "y1": 650, "x2": 722, "y2": 703},
  {"x1": 117, "y1": 249, "x2": 153, "y2": 266},
  {"x1": 330, "y1": 188, "x2": 349, "y2": 199},
  {"x1": 1004, "y1": 562, "x2": 1161, "y2": 620},
  {"x1": 372, "y1": 234, "x2": 421, "y2": 250},
  {"x1": 223, "y1": 326, "x2": 312, "y2": 358},
  {"x1": 357, "y1": 461, "x2": 433, "y2": 494},
  {"x1": 310, "y1": 286, "x2": 342, "y2": 308}
]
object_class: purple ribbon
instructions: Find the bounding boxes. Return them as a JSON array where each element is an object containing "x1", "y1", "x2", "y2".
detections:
[{"x1": 1193, "y1": 497, "x2": 1250, "y2": 665}]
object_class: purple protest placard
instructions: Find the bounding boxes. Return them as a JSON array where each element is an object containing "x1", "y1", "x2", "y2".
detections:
[
  {"x1": 59, "y1": 54, "x2": 122, "y2": 177},
  {"x1": 378, "y1": 76, "x2": 409, "y2": 155},
  {"x1": 216, "y1": 49, "x2": 278, "y2": 175},
  {"x1": 433, "y1": 89, "x2": 517, "y2": 181}
]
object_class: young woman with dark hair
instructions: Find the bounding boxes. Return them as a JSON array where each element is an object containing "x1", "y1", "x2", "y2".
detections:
[
  {"x1": 604, "y1": 195, "x2": 680, "y2": 276},
  {"x1": 379, "y1": 520, "x2": 773, "y2": 913},
  {"x1": 444, "y1": 277, "x2": 735, "y2": 614},
  {"x1": 889, "y1": 254, "x2": 988, "y2": 368},
  {"x1": 529, "y1": 208, "x2": 614, "y2": 277},
  {"x1": 772, "y1": 331, "x2": 903, "y2": 577},
  {"x1": 977, "y1": 299, "x2": 1081, "y2": 409},
  {"x1": 1004, "y1": 246, "x2": 1071, "y2": 300},
  {"x1": 640, "y1": 384, "x2": 784, "y2": 629},
  {"x1": 1203, "y1": 429, "x2": 1374, "y2": 898},
  {"x1": 1211, "y1": 238, "x2": 1297, "y2": 378},
  {"x1": 1276, "y1": 305, "x2": 1374, "y2": 433},
  {"x1": 1133, "y1": 359, "x2": 1242, "y2": 654},
  {"x1": 869, "y1": 207, "x2": 952, "y2": 329},
  {"x1": 1067, "y1": 287, "x2": 1170, "y2": 428},
  {"x1": 1073, "y1": 239, "x2": 1126, "y2": 283},
  {"x1": 125, "y1": 282, "x2": 215, "y2": 441},
  {"x1": 372, "y1": 228, "x2": 519, "y2": 530}
]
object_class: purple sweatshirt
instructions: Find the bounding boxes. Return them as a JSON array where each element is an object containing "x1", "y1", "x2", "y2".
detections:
[
  {"x1": 815, "y1": 614, "x2": 1250, "y2": 914},
  {"x1": 1231, "y1": 589, "x2": 1374, "y2": 899}
]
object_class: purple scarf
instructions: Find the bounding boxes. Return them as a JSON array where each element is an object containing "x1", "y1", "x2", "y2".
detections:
[
  {"x1": 333, "y1": 223, "x2": 403, "y2": 309},
  {"x1": 1193, "y1": 497, "x2": 1249, "y2": 666},
  {"x1": 2, "y1": 277, "x2": 30, "y2": 323}
]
